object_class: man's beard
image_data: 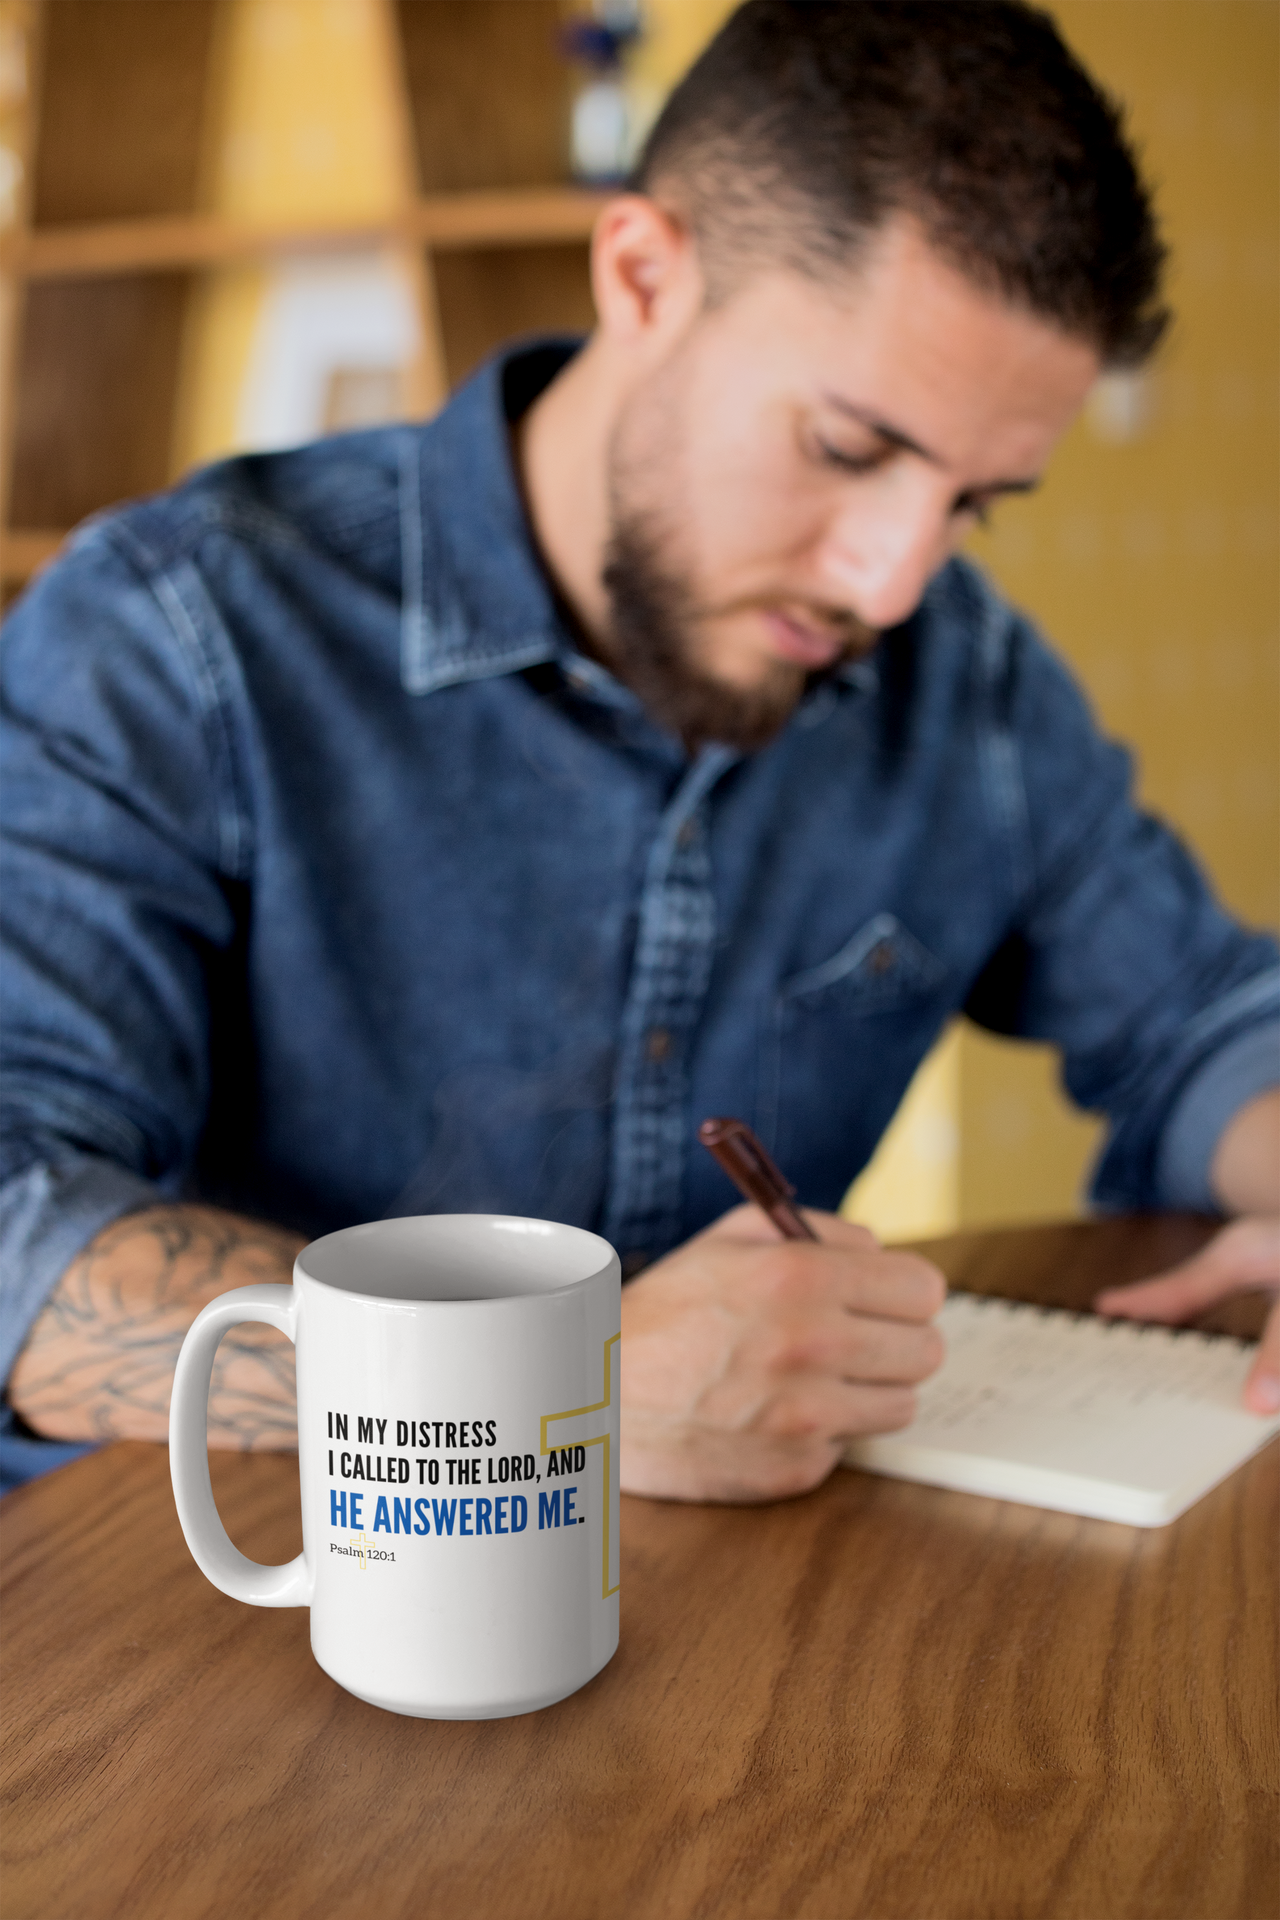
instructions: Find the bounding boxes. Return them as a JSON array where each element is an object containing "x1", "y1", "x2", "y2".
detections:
[{"x1": 600, "y1": 508, "x2": 874, "y2": 756}]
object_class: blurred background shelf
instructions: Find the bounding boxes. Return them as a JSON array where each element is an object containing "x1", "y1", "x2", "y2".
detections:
[
  {"x1": 0, "y1": 189, "x2": 606, "y2": 280},
  {"x1": 0, "y1": 0, "x2": 607, "y2": 573}
]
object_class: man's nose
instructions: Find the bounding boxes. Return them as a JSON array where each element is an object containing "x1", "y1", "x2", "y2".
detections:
[{"x1": 815, "y1": 484, "x2": 951, "y2": 632}]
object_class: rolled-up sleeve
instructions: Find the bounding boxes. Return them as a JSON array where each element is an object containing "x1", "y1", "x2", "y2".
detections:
[
  {"x1": 1151, "y1": 997, "x2": 1280, "y2": 1210},
  {"x1": 0, "y1": 1152, "x2": 162, "y2": 1493},
  {"x1": 0, "y1": 1153, "x2": 160, "y2": 1388}
]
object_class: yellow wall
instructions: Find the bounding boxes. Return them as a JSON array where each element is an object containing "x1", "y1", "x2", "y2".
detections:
[
  {"x1": 173, "y1": 0, "x2": 410, "y2": 472},
  {"x1": 175, "y1": 0, "x2": 1277, "y2": 1241},
  {"x1": 950, "y1": 0, "x2": 1278, "y2": 1231},
  {"x1": 844, "y1": 0, "x2": 1278, "y2": 1236}
]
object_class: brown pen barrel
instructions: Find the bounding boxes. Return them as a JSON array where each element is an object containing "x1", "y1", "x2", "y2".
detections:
[{"x1": 697, "y1": 1117, "x2": 819, "y2": 1242}]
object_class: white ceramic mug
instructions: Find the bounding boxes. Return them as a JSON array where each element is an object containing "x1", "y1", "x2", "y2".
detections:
[{"x1": 169, "y1": 1214, "x2": 621, "y2": 1719}]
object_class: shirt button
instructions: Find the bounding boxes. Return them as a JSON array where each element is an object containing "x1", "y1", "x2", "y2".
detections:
[
  {"x1": 676, "y1": 820, "x2": 697, "y2": 848},
  {"x1": 868, "y1": 941, "x2": 895, "y2": 976},
  {"x1": 645, "y1": 1027, "x2": 672, "y2": 1063}
]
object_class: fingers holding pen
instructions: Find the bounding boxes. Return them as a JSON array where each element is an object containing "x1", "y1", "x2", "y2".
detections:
[
  {"x1": 735, "y1": 1230, "x2": 946, "y2": 1322},
  {"x1": 748, "y1": 1374, "x2": 923, "y2": 1446},
  {"x1": 721, "y1": 1237, "x2": 947, "y2": 1399},
  {"x1": 697, "y1": 1124, "x2": 945, "y2": 1318},
  {"x1": 703, "y1": 1201, "x2": 878, "y2": 1251},
  {"x1": 839, "y1": 1245, "x2": 948, "y2": 1323},
  {"x1": 622, "y1": 1129, "x2": 952, "y2": 1498},
  {"x1": 743, "y1": 1303, "x2": 945, "y2": 1389}
]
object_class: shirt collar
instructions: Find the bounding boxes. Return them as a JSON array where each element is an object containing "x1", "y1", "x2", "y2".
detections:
[{"x1": 400, "y1": 338, "x2": 581, "y2": 696}]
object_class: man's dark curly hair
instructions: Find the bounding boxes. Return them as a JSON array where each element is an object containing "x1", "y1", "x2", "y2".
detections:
[{"x1": 631, "y1": 0, "x2": 1168, "y2": 366}]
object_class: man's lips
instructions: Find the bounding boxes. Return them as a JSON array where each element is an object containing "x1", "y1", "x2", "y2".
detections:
[{"x1": 760, "y1": 609, "x2": 852, "y2": 670}]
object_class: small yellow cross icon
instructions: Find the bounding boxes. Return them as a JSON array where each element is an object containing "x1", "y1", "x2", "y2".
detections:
[{"x1": 541, "y1": 1334, "x2": 620, "y2": 1599}]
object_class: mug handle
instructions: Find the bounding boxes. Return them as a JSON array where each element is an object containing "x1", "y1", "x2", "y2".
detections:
[{"x1": 169, "y1": 1282, "x2": 314, "y2": 1608}]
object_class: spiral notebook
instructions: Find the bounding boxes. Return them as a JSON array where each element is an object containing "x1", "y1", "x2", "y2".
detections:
[{"x1": 842, "y1": 1291, "x2": 1280, "y2": 1527}]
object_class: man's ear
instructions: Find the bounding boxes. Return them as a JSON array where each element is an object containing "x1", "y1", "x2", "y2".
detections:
[{"x1": 590, "y1": 194, "x2": 705, "y2": 350}]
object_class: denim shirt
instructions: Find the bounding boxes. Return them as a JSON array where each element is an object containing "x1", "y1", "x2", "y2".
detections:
[{"x1": 2, "y1": 339, "x2": 1277, "y2": 1492}]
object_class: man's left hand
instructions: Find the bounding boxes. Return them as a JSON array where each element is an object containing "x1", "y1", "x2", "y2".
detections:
[{"x1": 1095, "y1": 1215, "x2": 1280, "y2": 1415}]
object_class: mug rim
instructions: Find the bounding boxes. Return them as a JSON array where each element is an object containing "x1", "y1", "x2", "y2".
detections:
[{"x1": 294, "y1": 1212, "x2": 619, "y2": 1308}]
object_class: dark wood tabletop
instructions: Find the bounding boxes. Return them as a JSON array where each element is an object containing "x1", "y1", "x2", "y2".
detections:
[{"x1": 2, "y1": 1216, "x2": 1276, "y2": 1920}]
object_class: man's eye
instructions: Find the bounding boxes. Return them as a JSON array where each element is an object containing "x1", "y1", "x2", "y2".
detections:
[
  {"x1": 814, "y1": 438, "x2": 885, "y2": 476},
  {"x1": 954, "y1": 495, "x2": 993, "y2": 527}
]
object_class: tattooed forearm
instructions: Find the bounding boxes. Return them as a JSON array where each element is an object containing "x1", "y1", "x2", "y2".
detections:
[{"x1": 7, "y1": 1205, "x2": 306, "y2": 1450}]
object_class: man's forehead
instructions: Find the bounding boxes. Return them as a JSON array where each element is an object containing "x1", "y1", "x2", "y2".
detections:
[
  {"x1": 715, "y1": 218, "x2": 1073, "y2": 351},
  {"x1": 715, "y1": 231, "x2": 1098, "y2": 419}
]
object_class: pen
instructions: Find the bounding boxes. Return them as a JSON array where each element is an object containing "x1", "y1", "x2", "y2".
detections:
[{"x1": 697, "y1": 1116, "x2": 820, "y2": 1242}]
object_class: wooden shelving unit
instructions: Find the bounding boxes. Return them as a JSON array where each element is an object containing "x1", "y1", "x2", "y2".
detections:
[
  {"x1": 0, "y1": 0, "x2": 607, "y2": 601},
  {"x1": 0, "y1": 189, "x2": 604, "y2": 281}
]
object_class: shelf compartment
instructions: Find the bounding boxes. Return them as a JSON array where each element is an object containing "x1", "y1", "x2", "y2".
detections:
[
  {"x1": 8, "y1": 275, "x2": 190, "y2": 530},
  {"x1": 32, "y1": 0, "x2": 219, "y2": 225},
  {"x1": 435, "y1": 242, "x2": 595, "y2": 388},
  {"x1": 396, "y1": 0, "x2": 574, "y2": 193}
]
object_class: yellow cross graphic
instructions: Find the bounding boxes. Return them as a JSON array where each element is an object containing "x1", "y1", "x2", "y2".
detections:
[{"x1": 540, "y1": 1334, "x2": 620, "y2": 1599}]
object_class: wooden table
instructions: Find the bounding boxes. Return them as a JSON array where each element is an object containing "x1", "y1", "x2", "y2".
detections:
[{"x1": 3, "y1": 1217, "x2": 1276, "y2": 1920}]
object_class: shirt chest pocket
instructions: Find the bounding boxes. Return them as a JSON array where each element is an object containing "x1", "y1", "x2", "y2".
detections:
[
  {"x1": 758, "y1": 912, "x2": 949, "y2": 1183},
  {"x1": 778, "y1": 912, "x2": 945, "y2": 1014}
]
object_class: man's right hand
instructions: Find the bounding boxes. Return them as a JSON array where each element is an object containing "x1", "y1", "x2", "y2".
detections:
[{"x1": 619, "y1": 1205, "x2": 947, "y2": 1504}]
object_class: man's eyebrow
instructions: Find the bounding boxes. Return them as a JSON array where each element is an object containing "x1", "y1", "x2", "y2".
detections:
[
  {"x1": 822, "y1": 394, "x2": 942, "y2": 462},
  {"x1": 820, "y1": 393, "x2": 1043, "y2": 496}
]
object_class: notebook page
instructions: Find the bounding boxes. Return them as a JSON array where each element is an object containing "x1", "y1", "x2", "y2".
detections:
[{"x1": 843, "y1": 1292, "x2": 1280, "y2": 1526}]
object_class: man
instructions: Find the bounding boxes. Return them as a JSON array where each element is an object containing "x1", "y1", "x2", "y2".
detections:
[{"x1": 2, "y1": 1, "x2": 1277, "y2": 1501}]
